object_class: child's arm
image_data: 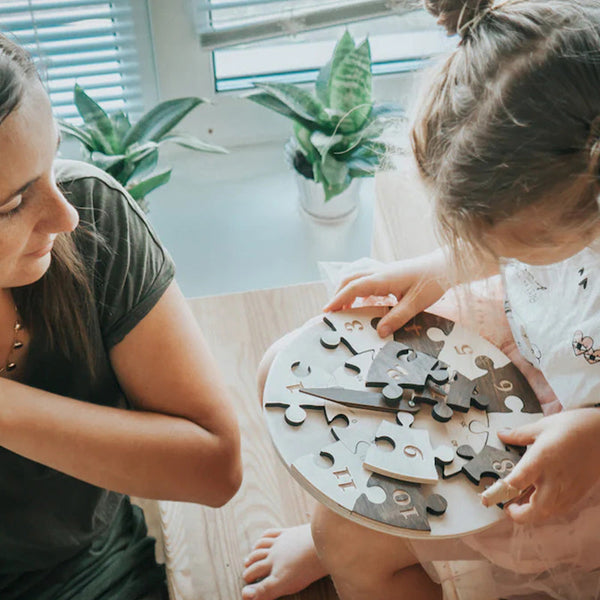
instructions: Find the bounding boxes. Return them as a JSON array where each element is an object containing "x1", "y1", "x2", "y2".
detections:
[
  {"x1": 324, "y1": 247, "x2": 500, "y2": 336},
  {"x1": 496, "y1": 408, "x2": 600, "y2": 523}
]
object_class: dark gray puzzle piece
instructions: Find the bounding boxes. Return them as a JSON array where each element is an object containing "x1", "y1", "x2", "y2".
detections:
[
  {"x1": 394, "y1": 312, "x2": 455, "y2": 358},
  {"x1": 456, "y1": 444, "x2": 522, "y2": 485},
  {"x1": 366, "y1": 341, "x2": 449, "y2": 393},
  {"x1": 473, "y1": 356, "x2": 542, "y2": 414},
  {"x1": 446, "y1": 371, "x2": 490, "y2": 413},
  {"x1": 411, "y1": 382, "x2": 454, "y2": 423},
  {"x1": 353, "y1": 472, "x2": 447, "y2": 532}
]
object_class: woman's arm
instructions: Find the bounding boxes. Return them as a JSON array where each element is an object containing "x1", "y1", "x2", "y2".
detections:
[{"x1": 0, "y1": 281, "x2": 242, "y2": 507}]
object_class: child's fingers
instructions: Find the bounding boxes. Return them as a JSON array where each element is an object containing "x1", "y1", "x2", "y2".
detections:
[
  {"x1": 497, "y1": 421, "x2": 541, "y2": 446},
  {"x1": 337, "y1": 270, "x2": 376, "y2": 292},
  {"x1": 504, "y1": 486, "x2": 537, "y2": 523},
  {"x1": 376, "y1": 296, "x2": 422, "y2": 336},
  {"x1": 324, "y1": 275, "x2": 392, "y2": 312},
  {"x1": 501, "y1": 450, "x2": 538, "y2": 495}
]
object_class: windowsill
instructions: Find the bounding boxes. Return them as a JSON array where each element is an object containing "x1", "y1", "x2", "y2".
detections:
[{"x1": 146, "y1": 141, "x2": 376, "y2": 298}]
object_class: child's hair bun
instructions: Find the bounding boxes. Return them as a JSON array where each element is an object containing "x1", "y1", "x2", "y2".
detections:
[{"x1": 424, "y1": 0, "x2": 494, "y2": 36}]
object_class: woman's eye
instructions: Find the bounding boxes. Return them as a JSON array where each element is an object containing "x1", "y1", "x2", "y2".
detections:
[{"x1": 0, "y1": 195, "x2": 23, "y2": 217}]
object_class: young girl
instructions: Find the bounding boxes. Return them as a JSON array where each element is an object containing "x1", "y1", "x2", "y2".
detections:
[
  {"x1": 243, "y1": 0, "x2": 600, "y2": 598},
  {"x1": 0, "y1": 34, "x2": 242, "y2": 599}
]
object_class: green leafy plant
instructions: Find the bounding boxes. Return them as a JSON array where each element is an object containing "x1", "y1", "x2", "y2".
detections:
[
  {"x1": 247, "y1": 31, "x2": 404, "y2": 202},
  {"x1": 60, "y1": 84, "x2": 227, "y2": 211}
]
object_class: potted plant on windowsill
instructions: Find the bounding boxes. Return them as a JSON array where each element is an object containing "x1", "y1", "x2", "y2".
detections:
[
  {"x1": 60, "y1": 85, "x2": 227, "y2": 213},
  {"x1": 247, "y1": 31, "x2": 405, "y2": 223}
]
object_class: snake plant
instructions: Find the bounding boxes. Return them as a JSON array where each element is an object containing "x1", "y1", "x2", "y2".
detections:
[
  {"x1": 247, "y1": 31, "x2": 405, "y2": 202},
  {"x1": 60, "y1": 85, "x2": 227, "y2": 211}
]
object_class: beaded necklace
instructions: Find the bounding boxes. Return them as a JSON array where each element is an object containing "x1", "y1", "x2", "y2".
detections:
[{"x1": 0, "y1": 307, "x2": 23, "y2": 375}]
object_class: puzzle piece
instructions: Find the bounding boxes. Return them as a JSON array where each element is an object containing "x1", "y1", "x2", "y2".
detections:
[
  {"x1": 446, "y1": 371, "x2": 491, "y2": 412},
  {"x1": 456, "y1": 444, "x2": 522, "y2": 485},
  {"x1": 411, "y1": 371, "x2": 490, "y2": 424},
  {"x1": 440, "y1": 408, "x2": 490, "y2": 477},
  {"x1": 321, "y1": 308, "x2": 392, "y2": 355},
  {"x1": 264, "y1": 361, "x2": 333, "y2": 426},
  {"x1": 472, "y1": 357, "x2": 542, "y2": 414},
  {"x1": 366, "y1": 341, "x2": 449, "y2": 402},
  {"x1": 410, "y1": 382, "x2": 454, "y2": 423},
  {"x1": 395, "y1": 312, "x2": 455, "y2": 358},
  {"x1": 427, "y1": 327, "x2": 509, "y2": 379},
  {"x1": 331, "y1": 351, "x2": 376, "y2": 390},
  {"x1": 323, "y1": 401, "x2": 417, "y2": 456},
  {"x1": 485, "y1": 396, "x2": 543, "y2": 449},
  {"x1": 324, "y1": 401, "x2": 383, "y2": 456},
  {"x1": 354, "y1": 472, "x2": 447, "y2": 531},
  {"x1": 364, "y1": 418, "x2": 454, "y2": 484},
  {"x1": 292, "y1": 441, "x2": 386, "y2": 511}
]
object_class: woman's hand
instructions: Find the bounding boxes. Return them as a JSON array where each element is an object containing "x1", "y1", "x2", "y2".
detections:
[
  {"x1": 323, "y1": 249, "x2": 452, "y2": 337},
  {"x1": 498, "y1": 408, "x2": 600, "y2": 524}
]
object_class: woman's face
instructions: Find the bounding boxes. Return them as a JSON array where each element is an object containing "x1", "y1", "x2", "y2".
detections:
[{"x1": 0, "y1": 78, "x2": 78, "y2": 288}]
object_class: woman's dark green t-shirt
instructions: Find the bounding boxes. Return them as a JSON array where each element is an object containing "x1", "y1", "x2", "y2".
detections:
[{"x1": 0, "y1": 160, "x2": 175, "y2": 577}]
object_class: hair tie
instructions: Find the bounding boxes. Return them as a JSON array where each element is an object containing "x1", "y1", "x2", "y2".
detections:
[{"x1": 424, "y1": 0, "x2": 494, "y2": 39}]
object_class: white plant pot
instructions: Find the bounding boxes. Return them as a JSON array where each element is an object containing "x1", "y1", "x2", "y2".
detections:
[{"x1": 294, "y1": 172, "x2": 361, "y2": 224}]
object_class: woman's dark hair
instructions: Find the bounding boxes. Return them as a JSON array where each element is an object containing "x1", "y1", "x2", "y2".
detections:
[
  {"x1": 0, "y1": 34, "x2": 97, "y2": 376},
  {"x1": 412, "y1": 0, "x2": 600, "y2": 259}
]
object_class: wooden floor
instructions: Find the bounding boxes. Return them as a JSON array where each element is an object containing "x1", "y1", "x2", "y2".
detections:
[{"x1": 146, "y1": 282, "x2": 339, "y2": 600}]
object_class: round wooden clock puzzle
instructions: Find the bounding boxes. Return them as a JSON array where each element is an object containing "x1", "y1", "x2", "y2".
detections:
[{"x1": 263, "y1": 306, "x2": 543, "y2": 539}]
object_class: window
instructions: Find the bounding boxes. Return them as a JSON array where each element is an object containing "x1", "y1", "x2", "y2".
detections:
[
  {"x1": 194, "y1": 0, "x2": 455, "y2": 92},
  {"x1": 0, "y1": 0, "x2": 146, "y2": 120}
]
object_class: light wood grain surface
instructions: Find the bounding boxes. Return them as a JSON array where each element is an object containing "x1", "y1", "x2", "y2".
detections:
[
  {"x1": 157, "y1": 282, "x2": 339, "y2": 600},
  {"x1": 372, "y1": 165, "x2": 440, "y2": 262}
]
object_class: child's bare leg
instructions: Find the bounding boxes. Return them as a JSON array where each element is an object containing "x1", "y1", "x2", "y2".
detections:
[
  {"x1": 255, "y1": 316, "x2": 323, "y2": 401},
  {"x1": 312, "y1": 503, "x2": 442, "y2": 600}
]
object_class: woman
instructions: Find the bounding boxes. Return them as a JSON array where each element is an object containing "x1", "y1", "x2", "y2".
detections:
[{"x1": 0, "y1": 34, "x2": 242, "y2": 599}]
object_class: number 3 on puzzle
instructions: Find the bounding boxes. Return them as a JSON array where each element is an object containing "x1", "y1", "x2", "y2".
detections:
[{"x1": 344, "y1": 320, "x2": 363, "y2": 332}]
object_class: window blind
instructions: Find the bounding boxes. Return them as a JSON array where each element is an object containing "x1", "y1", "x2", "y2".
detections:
[
  {"x1": 196, "y1": 0, "x2": 422, "y2": 50},
  {"x1": 0, "y1": 0, "x2": 143, "y2": 120}
]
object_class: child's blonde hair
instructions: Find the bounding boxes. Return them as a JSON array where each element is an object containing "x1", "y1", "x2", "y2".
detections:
[{"x1": 412, "y1": 0, "x2": 600, "y2": 262}]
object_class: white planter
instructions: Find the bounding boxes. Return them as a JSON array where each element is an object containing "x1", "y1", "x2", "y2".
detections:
[{"x1": 294, "y1": 172, "x2": 361, "y2": 224}]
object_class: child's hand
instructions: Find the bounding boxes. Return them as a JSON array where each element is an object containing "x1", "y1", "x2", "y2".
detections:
[
  {"x1": 497, "y1": 408, "x2": 600, "y2": 524},
  {"x1": 323, "y1": 250, "x2": 450, "y2": 338}
]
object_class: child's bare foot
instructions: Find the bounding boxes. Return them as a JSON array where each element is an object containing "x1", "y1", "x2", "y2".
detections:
[{"x1": 241, "y1": 524, "x2": 327, "y2": 600}]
